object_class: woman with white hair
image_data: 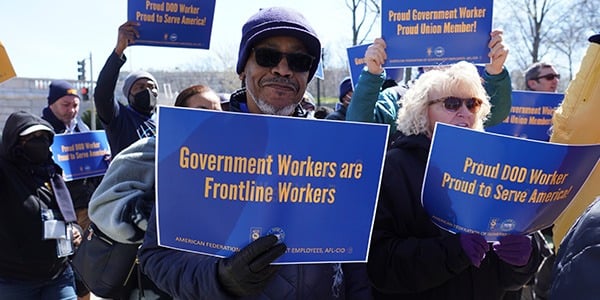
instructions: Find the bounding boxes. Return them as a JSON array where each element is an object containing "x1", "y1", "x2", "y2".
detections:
[{"x1": 367, "y1": 61, "x2": 542, "y2": 299}]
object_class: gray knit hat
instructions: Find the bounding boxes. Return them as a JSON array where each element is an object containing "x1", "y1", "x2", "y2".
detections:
[
  {"x1": 236, "y1": 7, "x2": 321, "y2": 82},
  {"x1": 122, "y1": 71, "x2": 158, "y2": 97}
]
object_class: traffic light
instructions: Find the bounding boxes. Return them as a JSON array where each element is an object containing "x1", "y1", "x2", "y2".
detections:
[
  {"x1": 77, "y1": 60, "x2": 86, "y2": 81},
  {"x1": 80, "y1": 87, "x2": 89, "y2": 101}
]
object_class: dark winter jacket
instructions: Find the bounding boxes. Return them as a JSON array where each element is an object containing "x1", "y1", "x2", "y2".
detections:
[
  {"x1": 94, "y1": 51, "x2": 155, "y2": 156},
  {"x1": 42, "y1": 107, "x2": 102, "y2": 209},
  {"x1": 551, "y1": 196, "x2": 600, "y2": 298},
  {"x1": 367, "y1": 133, "x2": 541, "y2": 300},
  {"x1": 0, "y1": 111, "x2": 69, "y2": 280},
  {"x1": 138, "y1": 89, "x2": 372, "y2": 299},
  {"x1": 325, "y1": 103, "x2": 347, "y2": 121}
]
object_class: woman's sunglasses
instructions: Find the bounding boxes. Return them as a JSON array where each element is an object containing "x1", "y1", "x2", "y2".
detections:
[
  {"x1": 431, "y1": 97, "x2": 483, "y2": 114},
  {"x1": 535, "y1": 73, "x2": 560, "y2": 81},
  {"x1": 253, "y1": 48, "x2": 315, "y2": 73}
]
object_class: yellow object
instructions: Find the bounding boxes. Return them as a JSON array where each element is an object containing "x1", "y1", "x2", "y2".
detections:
[
  {"x1": 551, "y1": 40, "x2": 600, "y2": 250},
  {"x1": 0, "y1": 41, "x2": 16, "y2": 84}
]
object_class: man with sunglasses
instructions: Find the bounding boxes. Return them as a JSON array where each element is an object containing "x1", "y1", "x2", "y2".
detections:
[
  {"x1": 136, "y1": 6, "x2": 372, "y2": 299},
  {"x1": 524, "y1": 62, "x2": 560, "y2": 92}
]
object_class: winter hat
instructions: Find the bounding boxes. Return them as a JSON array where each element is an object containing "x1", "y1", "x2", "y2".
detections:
[
  {"x1": 236, "y1": 7, "x2": 321, "y2": 82},
  {"x1": 122, "y1": 71, "x2": 158, "y2": 97},
  {"x1": 338, "y1": 77, "x2": 353, "y2": 102},
  {"x1": 19, "y1": 124, "x2": 53, "y2": 136},
  {"x1": 47, "y1": 80, "x2": 79, "y2": 105}
]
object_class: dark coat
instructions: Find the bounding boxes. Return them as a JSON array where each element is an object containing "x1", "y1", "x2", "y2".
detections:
[
  {"x1": 138, "y1": 90, "x2": 372, "y2": 299},
  {"x1": 0, "y1": 111, "x2": 69, "y2": 280},
  {"x1": 94, "y1": 51, "x2": 155, "y2": 156},
  {"x1": 551, "y1": 196, "x2": 600, "y2": 298},
  {"x1": 325, "y1": 104, "x2": 347, "y2": 121},
  {"x1": 42, "y1": 107, "x2": 102, "y2": 210},
  {"x1": 367, "y1": 133, "x2": 541, "y2": 300}
]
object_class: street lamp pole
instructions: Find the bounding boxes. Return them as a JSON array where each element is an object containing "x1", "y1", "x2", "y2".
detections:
[{"x1": 88, "y1": 52, "x2": 96, "y2": 130}]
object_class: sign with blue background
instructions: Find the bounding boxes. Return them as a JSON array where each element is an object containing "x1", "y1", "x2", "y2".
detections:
[
  {"x1": 486, "y1": 91, "x2": 564, "y2": 141},
  {"x1": 156, "y1": 106, "x2": 388, "y2": 263},
  {"x1": 51, "y1": 131, "x2": 110, "y2": 181},
  {"x1": 127, "y1": 0, "x2": 215, "y2": 49},
  {"x1": 347, "y1": 43, "x2": 404, "y2": 87},
  {"x1": 422, "y1": 124, "x2": 600, "y2": 241},
  {"x1": 382, "y1": 0, "x2": 493, "y2": 68}
]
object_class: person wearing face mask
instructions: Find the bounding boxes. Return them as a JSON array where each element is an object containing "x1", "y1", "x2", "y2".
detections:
[
  {"x1": 0, "y1": 111, "x2": 83, "y2": 299},
  {"x1": 94, "y1": 21, "x2": 159, "y2": 156},
  {"x1": 367, "y1": 62, "x2": 542, "y2": 299}
]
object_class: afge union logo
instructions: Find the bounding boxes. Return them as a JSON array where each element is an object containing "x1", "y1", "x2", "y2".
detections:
[{"x1": 250, "y1": 228, "x2": 261, "y2": 242}]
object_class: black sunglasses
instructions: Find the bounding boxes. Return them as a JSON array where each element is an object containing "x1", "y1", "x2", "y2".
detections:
[
  {"x1": 431, "y1": 97, "x2": 483, "y2": 113},
  {"x1": 535, "y1": 73, "x2": 560, "y2": 81},
  {"x1": 252, "y1": 48, "x2": 315, "y2": 73}
]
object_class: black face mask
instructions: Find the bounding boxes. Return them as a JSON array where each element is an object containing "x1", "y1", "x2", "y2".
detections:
[
  {"x1": 130, "y1": 88, "x2": 157, "y2": 115},
  {"x1": 20, "y1": 135, "x2": 52, "y2": 164}
]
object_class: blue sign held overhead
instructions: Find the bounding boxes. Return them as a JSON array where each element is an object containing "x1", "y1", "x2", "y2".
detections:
[
  {"x1": 381, "y1": 0, "x2": 493, "y2": 68},
  {"x1": 127, "y1": 0, "x2": 216, "y2": 49},
  {"x1": 346, "y1": 44, "x2": 403, "y2": 87}
]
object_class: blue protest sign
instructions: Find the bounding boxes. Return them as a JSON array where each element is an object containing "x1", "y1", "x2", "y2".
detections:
[
  {"x1": 156, "y1": 106, "x2": 388, "y2": 263},
  {"x1": 382, "y1": 0, "x2": 493, "y2": 68},
  {"x1": 51, "y1": 131, "x2": 111, "y2": 181},
  {"x1": 314, "y1": 59, "x2": 324, "y2": 80},
  {"x1": 422, "y1": 123, "x2": 600, "y2": 241},
  {"x1": 347, "y1": 43, "x2": 403, "y2": 87},
  {"x1": 127, "y1": 0, "x2": 215, "y2": 49},
  {"x1": 486, "y1": 91, "x2": 564, "y2": 141}
]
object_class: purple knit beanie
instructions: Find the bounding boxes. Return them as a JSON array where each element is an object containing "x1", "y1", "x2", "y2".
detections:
[{"x1": 236, "y1": 7, "x2": 321, "y2": 82}]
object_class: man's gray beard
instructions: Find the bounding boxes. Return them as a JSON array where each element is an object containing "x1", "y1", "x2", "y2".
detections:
[{"x1": 247, "y1": 87, "x2": 297, "y2": 116}]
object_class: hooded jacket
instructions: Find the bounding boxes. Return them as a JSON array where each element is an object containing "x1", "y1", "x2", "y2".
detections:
[
  {"x1": 0, "y1": 111, "x2": 69, "y2": 280},
  {"x1": 367, "y1": 133, "x2": 541, "y2": 300}
]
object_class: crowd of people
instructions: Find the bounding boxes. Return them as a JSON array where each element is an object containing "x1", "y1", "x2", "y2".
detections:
[{"x1": 1, "y1": 4, "x2": 598, "y2": 300}]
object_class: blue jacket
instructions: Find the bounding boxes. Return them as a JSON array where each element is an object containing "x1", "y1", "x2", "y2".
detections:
[
  {"x1": 138, "y1": 89, "x2": 372, "y2": 299},
  {"x1": 346, "y1": 68, "x2": 512, "y2": 137},
  {"x1": 551, "y1": 196, "x2": 600, "y2": 298},
  {"x1": 94, "y1": 51, "x2": 155, "y2": 156}
]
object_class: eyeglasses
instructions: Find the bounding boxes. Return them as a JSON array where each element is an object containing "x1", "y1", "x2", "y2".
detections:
[
  {"x1": 252, "y1": 48, "x2": 315, "y2": 73},
  {"x1": 535, "y1": 73, "x2": 560, "y2": 81},
  {"x1": 431, "y1": 97, "x2": 483, "y2": 114}
]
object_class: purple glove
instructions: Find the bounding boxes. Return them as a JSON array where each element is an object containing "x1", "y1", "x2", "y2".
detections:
[
  {"x1": 459, "y1": 233, "x2": 488, "y2": 267},
  {"x1": 493, "y1": 235, "x2": 532, "y2": 266}
]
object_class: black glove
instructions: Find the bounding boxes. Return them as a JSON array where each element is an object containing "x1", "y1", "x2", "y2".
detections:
[{"x1": 217, "y1": 235, "x2": 287, "y2": 297}]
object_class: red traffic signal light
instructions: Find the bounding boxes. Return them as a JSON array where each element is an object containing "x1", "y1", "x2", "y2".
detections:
[{"x1": 80, "y1": 87, "x2": 89, "y2": 100}]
